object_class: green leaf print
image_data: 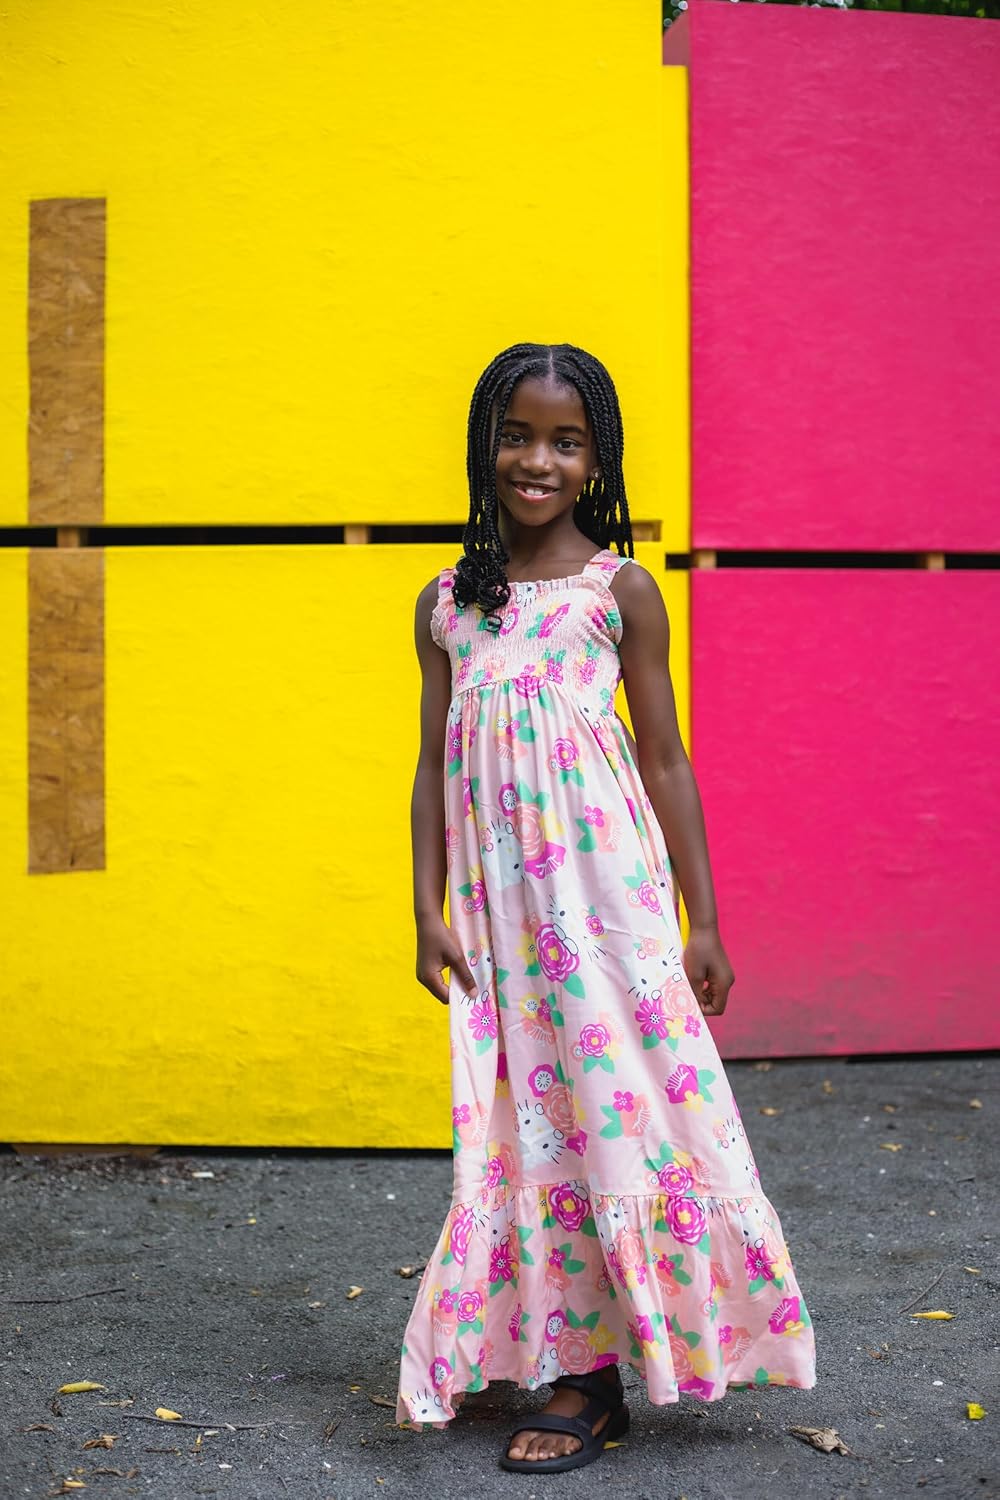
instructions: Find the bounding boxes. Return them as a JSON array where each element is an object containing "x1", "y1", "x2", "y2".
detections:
[
  {"x1": 642, "y1": 1033, "x2": 661, "y2": 1050},
  {"x1": 517, "y1": 724, "x2": 536, "y2": 744},
  {"x1": 565, "y1": 1307, "x2": 583, "y2": 1330},
  {"x1": 575, "y1": 820, "x2": 597, "y2": 852},
  {"x1": 466, "y1": 1364, "x2": 485, "y2": 1393},
  {"x1": 623, "y1": 861, "x2": 648, "y2": 890},
  {"x1": 458, "y1": 1316, "x2": 485, "y2": 1336},
  {"x1": 599, "y1": 1105, "x2": 623, "y2": 1140},
  {"x1": 560, "y1": 766, "x2": 584, "y2": 788},
  {"x1": 475, "y1": 1035, "x2": 494, "y2": 1056},
  {"x1": 517, "y1": 1225, "x2": 535, "y2": 1266},
  {"x1": 581, "y1": 1310, "x2": 601, "y2": 1332},
  {"x1": 537, "y1": 688, "x2": 553, "y2": 713},
  {"x1": 694, "y1": 1231, "x2": 712, "y2": 1256},
  {"x1": 580, "y1": 1216, "x2": 599, "y2": 1238},
  {"x1": 753, "y1": 1368, "x2": 771, "y2": 1386},
  {"x1": 519, "y1": 1310, "x2": 531, "y2": 1343},
  {"x1": 698, "y1": 1069, "x2": 717, "y2": 1104},
  {"x1": 644, "y1": 1143, "x2": 676, "y2": 1174},
  {"x1": 548, "y1": 996, "x2": 565, "y2": 1027},
  {"x1": 562, "y1": 972, "x2": 585, "y2": 1000}
]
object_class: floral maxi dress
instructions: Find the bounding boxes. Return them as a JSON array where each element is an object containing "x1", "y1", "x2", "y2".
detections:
[{"x1": 395, "y1": 547, "x2": 816, "y2": 1428}]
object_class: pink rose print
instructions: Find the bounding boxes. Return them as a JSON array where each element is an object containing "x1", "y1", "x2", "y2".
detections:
[
  {"x1": 541, "y1": 1083, "x2": 577, "y2": 1134},
  {"x1": 579, "y1": 656, "x2": 597, "y2": 684},
  {"x1": 578, "y1": 1022, "x2": 611, "y2": 1058},
  {"x1": 769, "y1": 1296, "x2": 802, "y2": 1335},
  {"x1": 666, "y1": 1196, "x2": 707, "y2": 1245},
  {"x1": 664, "y1": 1062, "x2": 698, "y2": 1104},
  {"x1": 616, "y1": 1227, "x2": 646, "y2": 1274},
  {"x1": 485, "y1": 1154, "x2": 503, "y2": 1188},
  {"x1": 536, "y1": 924, "x2": 580, "y2": 983},
  {"x1": 636, "y1": 880, "x2": 662, "y2": 914},
  {"x1": 585, "y1": 913, "x2": 605, "y2": 936},
  {"x1": 468, "y1": 999, "x2": 497, "y2": 1041},
  {"x1": 657, "y1": 1163, "x2": 694, "y2": 1196},
  {"x1": 512, "y1": 802, "x2": 545, "y2": 858},
  {"x1": 550, "y1": 737, "x2": 579, "y2": 772},
  {"x1": 449, "y1": 1206, "x2": 474, "y2": 1266},
  {"x1": 545, "y1": 655, "x2": 564, "y2": 682},
  {"x1": 583, "y1": 805, "x2": 605, "y2": 826},
  {"x1": 528, "y1": 1064, "x2": 555, "y2": 1097},
  {"x1": 457, "y1": 1290, "x2": 483, "y2": 1322},
  {"x1": 549, "y1": 1183, "x2": 590, "y2": 1233},
  {"x1": 513, "y1": 672, "x2": 542, "y2": 698},
  {"x1": 463, "y1": 880, "x2": 486, "y2": 913},
  {"x1": 555, "y1": 1326, "x2": 593, "y2": 1373},
  {"x1": 635, "y1": 996, "x2": 668, "y2": 1040},
  {"x1": 667, "y1": 1331, "x2": 695, "y2": 1383}
]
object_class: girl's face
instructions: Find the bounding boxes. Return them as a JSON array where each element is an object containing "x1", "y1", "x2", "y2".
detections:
[{"x1": 492, "y1": 375, "x2": 599, "y2": 528}]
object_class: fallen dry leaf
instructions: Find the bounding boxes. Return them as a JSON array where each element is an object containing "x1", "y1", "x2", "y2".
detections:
[
  {"x1": 53, "y1": 1483, "x2": 87, "y2": 1494},
  {"x1": 879, "y1": 1142, "x2": 903, "y2": 1152},
  {"x1": 751, "y1": 1060, "x2": 773, "y2": 1071},
  {"x1": 882, "y1": 1103, "x2": 897, "y2": 1113},
  {"x1": 58, "y1": 1382, "x2": 105, "y2": 1395},
  {"x1": 82, "y1": 1435, "x2": 118, "y2": 1450},
  {"x1": 368, "y1": 1395, "x2": 395, "y2": 1409},
  {"x1": 821, "y1": 1080, "x2": 835, "y2": 1095},
  {"x1": 964, "y1": 1267, "x2": 981, "y2": 1275},
  {"x1": 911, "y1": 1310, "x2": 954, "y2": 1320},
  {"x1": 346, "y1": 1286, "x2": 365, "y2": 1300},
  {"x1": 308, "y1": 1301, "x2": 326, "y2": 1309},
  {"x1": 396, "y1": 1266, "x2": 420, "y2": 1279},
  {"x1": 788, "y1": 1425, "x2": 851, "y2": 1455},
  {"x1": 967, "y1": 1402, "x2": 986, "y2": 1420},
  {"x1": 23, "y1": 1422, "x2": 57, "y2": 1432},
  {"x1": 154, "y1": 1407, "x2": 183, "y2": 1421},
  {"x1": 759, "y1": 1106, "x2": 781, "y2": 1117},
  {"x1": 968, "y1": 1099, "x2": 982, "y2": 1109}
]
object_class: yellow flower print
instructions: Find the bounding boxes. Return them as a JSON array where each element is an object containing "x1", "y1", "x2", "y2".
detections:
[
  {"x1": 588, "y1": 1322, "x2": 615, "y2": 1355},
  {"x1": 681, "y1": 1091, "x2": 706, "y2": 1113},
  {"x1": 672, "y1": 1149, "x2": 693, "y2": 1168},
  {"x1": 689, "y1": 1344, "x2": 716, "y2": 1379}
]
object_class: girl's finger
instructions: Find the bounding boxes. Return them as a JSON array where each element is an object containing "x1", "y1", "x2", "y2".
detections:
[
  {"x1": 419, "y1": 968, "x2": 449, "y2": 1005},
  {"x1": 449, "y1": 955, "x2": 478, "y2": 996}
]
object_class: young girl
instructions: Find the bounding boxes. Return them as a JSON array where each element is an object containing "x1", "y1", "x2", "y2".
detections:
[{"x1": 395, "y1": 343, "x2": 816, "y2": 1472}]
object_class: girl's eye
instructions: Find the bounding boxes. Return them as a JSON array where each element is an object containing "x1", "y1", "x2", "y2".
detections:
[{"x1": 500, "y1": 431, "x2": 524, "y2": 445}]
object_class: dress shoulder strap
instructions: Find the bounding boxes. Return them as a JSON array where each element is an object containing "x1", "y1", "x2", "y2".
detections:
[{"x1": 581, "y1": 547, "x2": 636, "y2": 584}]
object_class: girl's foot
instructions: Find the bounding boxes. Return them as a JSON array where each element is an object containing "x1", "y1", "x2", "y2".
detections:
[{"x1": 505, "y1": 1366, "x2": 619, "y2": 1464}]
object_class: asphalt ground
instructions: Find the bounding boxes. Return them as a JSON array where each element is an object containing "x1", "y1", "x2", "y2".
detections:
[{"x1": 0, "y1": 1055, "x2": 995, "y2": 1500}]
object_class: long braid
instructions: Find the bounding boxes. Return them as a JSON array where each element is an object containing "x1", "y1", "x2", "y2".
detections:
[{"x1": 452, "y1": 344, "x2": 634, "y2": 629}]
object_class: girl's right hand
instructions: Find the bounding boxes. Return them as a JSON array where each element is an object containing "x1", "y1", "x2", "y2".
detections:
[{"x1": 416, "y1": 917, "x2": 478, "y2": 1005}]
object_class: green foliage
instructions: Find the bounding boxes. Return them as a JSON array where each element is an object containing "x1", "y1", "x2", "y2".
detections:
[{"x1": 665, "y1": 0, "x2": 999, "y2": 31}]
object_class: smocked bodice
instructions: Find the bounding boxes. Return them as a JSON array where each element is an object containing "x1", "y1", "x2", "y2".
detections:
[{"x1": 430, "y1": 547, "x2": 634, "y2": 719}]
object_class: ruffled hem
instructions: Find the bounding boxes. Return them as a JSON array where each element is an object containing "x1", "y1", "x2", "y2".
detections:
[{"x1": 395, "y1": 1180, "x2": 816, "y2": 1428}]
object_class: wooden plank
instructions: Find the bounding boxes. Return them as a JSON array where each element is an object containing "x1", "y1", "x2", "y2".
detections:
[
  {"x1": 28, "y1": 199, "x2": 106, "y2": 525},
  {"x1": 28, "y1": 548, "x2": 106, "y2": 874}
]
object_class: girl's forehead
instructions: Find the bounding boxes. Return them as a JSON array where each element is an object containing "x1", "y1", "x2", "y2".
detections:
[{"x1": 499, "y1": 375, "x2": 590, "y2": 427}]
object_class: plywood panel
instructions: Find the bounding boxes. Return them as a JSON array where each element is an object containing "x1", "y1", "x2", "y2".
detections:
[
  {"x1": 690, "y1": 569, "x2": 1000, "y2": 1058},
  {"x1": 666, "y1": 4, "x2": 1000, "y2": 551}
]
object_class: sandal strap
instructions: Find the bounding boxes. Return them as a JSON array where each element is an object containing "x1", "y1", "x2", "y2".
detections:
[
  {"x1": 507, "y1": 1410, "x2": 600, "y2": 1445},
  {"x1": 551, "y1": 1369, "x2": 623, "y2": 1416}
]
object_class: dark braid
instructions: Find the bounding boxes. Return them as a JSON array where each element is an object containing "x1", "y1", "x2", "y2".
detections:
[{"x1": 452, "y1": 343, "x2": 634, "y2": 629}]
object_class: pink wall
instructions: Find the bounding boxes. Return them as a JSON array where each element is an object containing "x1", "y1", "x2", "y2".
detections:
[
  {"x1": 666, "y1": 3, "x2": 1000, "y2": 551},
  {"x1": 692, "y1": 570, "x2": 1000, "y2": 1059}
]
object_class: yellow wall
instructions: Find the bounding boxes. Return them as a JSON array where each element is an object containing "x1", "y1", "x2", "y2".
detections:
[
  {"x1": 0, "y1": 1, "x2": 688, "y2": 541},
  {"x1": 0, "y1": 1, "x2": 691, "y2": 1145},
  {"x1": 0, "y1": 546, "x2": 688, "y2": 1146}
]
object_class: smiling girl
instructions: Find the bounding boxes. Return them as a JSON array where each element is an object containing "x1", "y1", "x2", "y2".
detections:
[{"x1": 395, "y1": 343, "x2": 815, "y2": 1472}]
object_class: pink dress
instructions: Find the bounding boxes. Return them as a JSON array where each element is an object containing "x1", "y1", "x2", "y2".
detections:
[{"x1": 395, "y1": 547, "x2": 816, "y2": 1428}]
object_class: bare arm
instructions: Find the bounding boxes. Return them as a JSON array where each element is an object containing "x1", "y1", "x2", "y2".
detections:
[
  {"x1": 611, "y1": 564, "x2": 735, "y2": 1015},
  {"x1": 412, "y1": 581, "x2": 476, "y2": 1003}
]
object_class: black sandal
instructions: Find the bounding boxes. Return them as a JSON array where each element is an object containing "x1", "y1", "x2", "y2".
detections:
[{"x1": 498, "y1": 1365, "x2": 629, "y2": 1473}]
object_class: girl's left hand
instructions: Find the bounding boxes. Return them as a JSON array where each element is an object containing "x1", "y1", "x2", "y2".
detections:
[{"x1": 683, "y1": 926, "x2": 735, "y2": 1016}]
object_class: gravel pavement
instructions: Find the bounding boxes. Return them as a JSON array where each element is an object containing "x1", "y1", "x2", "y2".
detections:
[{"x1": 0, "y1": 1055, "x2": 996, "y2": 1500}]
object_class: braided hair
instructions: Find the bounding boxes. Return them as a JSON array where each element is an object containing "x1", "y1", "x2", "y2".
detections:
[{"x1": 451, "y1": 343, "x2": 634, "y2": 628}]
